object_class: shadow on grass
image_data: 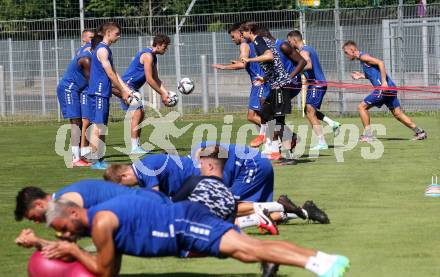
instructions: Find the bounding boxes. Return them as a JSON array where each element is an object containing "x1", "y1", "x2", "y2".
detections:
[
  {"x1": 119, "y1": 272, "x2": 287, "y2": 277},
  {"x1": 380, "y1": 137, "x2": 409, "y2": 141}
]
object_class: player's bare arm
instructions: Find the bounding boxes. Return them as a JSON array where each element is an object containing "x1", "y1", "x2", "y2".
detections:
[
  {"x1": 78, "y1": 57, "x2": 91, "y2": 81},
  {"x1": 280, "y1": 42, "x2": 306, "y2": 78},
  {"x1": 97, "y1": 47, "x2": 130, "y2": 100},
  {"x1": 212, "y1": 43, "x2": 249, "y2": 70},
  {"x1": 299, "y1": 49, "x2": 312, "y2": 71},
  {"x1": 359, "y1": 53, "x2": 388, "y2": 87},
  {"x1": 351, "y1": 71, "x2": 365, "y2": 80},
  {"x1": 15, "y1": 229, "x2": 52, "y2": 249},
  {"x1": 242, "y1": 49, "x2": 273, "y2": 63},
  {"x1": 142, "y1": 53, "x2": 169, "y2": 104}
]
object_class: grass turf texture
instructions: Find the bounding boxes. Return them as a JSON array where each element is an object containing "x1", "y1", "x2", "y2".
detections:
[{"x1": 1, "y1": 113, "x2": 439, "y2": 277}]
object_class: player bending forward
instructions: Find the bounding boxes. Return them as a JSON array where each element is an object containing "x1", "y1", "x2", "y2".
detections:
[
  {"x1": 42, "y1": 196, "x2": 349, "y2": 277},
  {"x1": 342, "y1": 40, "x2": 426, "y2": 141}
]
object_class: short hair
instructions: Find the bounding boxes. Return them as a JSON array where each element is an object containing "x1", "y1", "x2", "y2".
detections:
[
  {"x1": 152, "y1": 34, "x2": 171, "y2": 47},
  {"x1": 82, "y1": 29, "x2": 94, "y2": 35},
  {"x1": 228, "y1": 22, "x2": 242, "y2": 34},
  {"x1": 199, "y1": 144, "x2": 228, "y2": 170},
  {"x1": 103, "y1": 164, "x2": 131, "y2": 183},
  {"x1": 342, "y1": 40, "x2": 357, "y2": 49},
  {"x1": 15, "y1": 186, "x2": 48, "y2": 221},
  {"x1": 46, "y1": 199, "x2": 80, "y2": 227},
  {"x1": 287, "y1": 30, "x2": 303, "y2": 40}
]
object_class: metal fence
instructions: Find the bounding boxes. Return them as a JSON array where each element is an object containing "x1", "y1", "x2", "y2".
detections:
[{"x1": 0, "y1": 4, "x2": 440, "y2": 122}]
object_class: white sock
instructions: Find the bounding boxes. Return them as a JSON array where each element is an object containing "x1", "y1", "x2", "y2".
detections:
[
  {"x1": 259, "y1": 124, "x2": 267, "y2": 136},
  {"x1": 236, "y1": 214, "x2": 260, "y2": 228},
  {"x1": 131, "y1": 138, "x2": 140, "y2": 150},
  {"x1": 323, "y1": 116, "x2": 335, "y2": 126},
  {"x1": 72, "y1": 146, "x2": 80, "y2": 161},
  {"x1": 317, "y1": 251, "x2": 337, "y2": 263},
  {"x1": 305, "y1": 255, "x2": 333, "y2": 275},
  {"x1": 81, "y1": 146, "x2": 91, "y2": 157},
  {"x1": 270, "y1": 139, "x2": 280, "y2": 152},
  {"x1": 318, "y1": 135, "x2": 326, "y2": 145},
  {"x1": 254, "y1": 202, "x2": 284, "y2": 213},
  {"x1": 286, "y1": 213, "x2": 299, "y2": 220}
]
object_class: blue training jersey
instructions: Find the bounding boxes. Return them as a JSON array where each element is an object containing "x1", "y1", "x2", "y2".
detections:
[
  {"x1": 59, "y1": 43, "x2": 92, "y2": 92},
  {"x1": 53, "y1": 179, "x2": 170, "y2": 208},
  {"x1": 301, "y1": 45, "x2": 326, "y2": 84},
  {"x1": 191, "y1": 141, "x2": 263, "y2": 188},
  {"x1": 87, "y1": 195, "x2": 181, "y2": 257},
  {"x1": 122, "y1": 48, "x2": 157, "y2": 91},
  {"x1": 89, "y1": 42, "x2": 113, "y2": 97},
  {"x1": 359, "y1": 51, "x2": 396, "y2": 89},
  {"x1": 132, "y1": 154, "x2": 201, "y2": 196},
  {"x1": 246, "y1": 43, "x2": 266, "y2": 82}
]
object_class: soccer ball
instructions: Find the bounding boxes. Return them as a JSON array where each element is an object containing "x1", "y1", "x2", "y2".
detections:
[
  {"x1": 166, "y1": 91, "x2": 178, "y2": 107},
  {"x1": 127, "y1": 91, "x2": 142, "y2": 106},
  {"x1": 178, "y1": 77, "x2": 195, "y2": 95}
]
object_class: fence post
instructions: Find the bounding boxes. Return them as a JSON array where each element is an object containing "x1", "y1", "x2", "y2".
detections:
[
  {"x1": 138, "y1": 36, "x2": 146, "y2": 105},
  {"x1": 39, "y1": 41, "x2": 47, "y2": 116},
  {"x1": 435, "y1": 24, "x2": 440, "y2": 86},
  {"x1": 53, "y1": 0, "x2": 61, "y2": 121},
  {"x1": 174, "y1": 15, "x2": 183, "y2": 114},
  {"x1": 0, "y1": 65, "x2": 5, "y2": 117},
  {"x1": 70, "y1": 39, "x2": 75, "y2": 58},
  {"x1": 201, "y1": 55, "x2": 209, "y2": 114},
  {"x1": 212, "y1": 32, "x2": 219, "y2": 109},
  {"x1": 8, "y1": 38, "x2": 15, "y2": 115},
  {"x1": 334, "y1": 0, "x2": 345, "y2": 114},
  {"x1": 398, "y1": 0, "x2": 405, "y2": 86}
]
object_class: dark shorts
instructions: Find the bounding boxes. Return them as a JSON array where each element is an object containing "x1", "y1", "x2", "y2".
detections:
[{"x1": 268, "y1": 87, "x2": 292, "y2": 117}]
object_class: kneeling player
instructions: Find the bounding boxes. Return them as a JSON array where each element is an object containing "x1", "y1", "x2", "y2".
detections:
[{"x1": 42, "y1": 196, "x2": 349, "y2": 277}]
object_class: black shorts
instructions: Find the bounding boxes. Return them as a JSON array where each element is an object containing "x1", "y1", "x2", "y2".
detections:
[{"x1": 268, "y1": 87, "x2": 292, "y2": 117}]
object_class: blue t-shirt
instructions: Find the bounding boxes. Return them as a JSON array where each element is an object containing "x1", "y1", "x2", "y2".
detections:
[
  {"x1": 53, "y1": 179, "x2": 170, "y2": 208},
  {"x1": 89, "y1": 42, "x2": 113, "y2": 98},
  {"x1": 132, "y1": 154, "x2": 201, "y2": 197},
  {"x1": 359, "y1": 51, "x2": 396, "y2": 92},
  {"x1": 122, "y1": 48, "x2": 157, "y2": 91},
  {"x1": 59, "y1": 43, "x2": 92, "y2": 92},
  {"x1": 301, "y1": 45, "x2": 326, "y2": 84}
]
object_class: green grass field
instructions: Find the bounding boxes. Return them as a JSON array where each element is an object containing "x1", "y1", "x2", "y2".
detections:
[{"x1": 1, "y1": 113, "x2": 439, "y2": 277}]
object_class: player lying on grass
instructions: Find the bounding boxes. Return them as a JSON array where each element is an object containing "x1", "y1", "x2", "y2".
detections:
[
  {"x1": 104, "y1": 143, "x2": 329, "y2": 230},
  {"x1": 342, "y1": 40, "x2": 427, "y2": 141},
  {"x1": 14, "y1": 179, "x2": 169, "y2": 248},
  {"x1": 56, "y1": 29, "x2": 94, "y2": 167},
  {"x1": 287, "y1": 30, "x2": 342, "y2": 150},
  {"x1": 41, "y1": 195, "x2": 349, "y2": 277}
]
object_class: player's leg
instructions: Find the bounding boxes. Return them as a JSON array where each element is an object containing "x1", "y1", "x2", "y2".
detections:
[
  {"x1": 387, "y1": 97, "x2": 427, "y2": 140},
  {"x1": 358, "y1": 92, "x2": 377, "y2": 141},
  {"x1": 79, "y1": 91, "x2": 92, "y2": 164},
  {"x1": 306, "y1": 104, "x2": 328, "y2": 150},
  {"x1": 120, "y1": 97, "x2": 147, "y2": 154},
  {"x1": 90, "y1": 96, "x2": 110, "y2": 170},
  {"x1": 219, "y1": 229, "x2": 349, "y2": 276},
  {"x1": 249, "y1": 85, "x2": 267, "y2": 148}
]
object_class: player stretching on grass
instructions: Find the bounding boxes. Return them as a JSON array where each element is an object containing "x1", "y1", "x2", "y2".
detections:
[
  {"x1": 342, "y1": 40, "x2": 427, "y2": 141},
  {"x1": 88, "y1": 22, "x2": 132, "y2": 170},
  {"x1": 287, "y1": 30, "x2": 342, "y2": 150},
  {"x1": 212, "y1": 22, "x2": 270, "y2": 148},
  {"x1": 118, "y1": 34, "x2": 172, "y2": 154},
  {"x1": 56, "y1": 29, "x2": 94, "y2": 167},
  {"x1": 41, "y1": 196, "x2": 349, "y2": 277}
]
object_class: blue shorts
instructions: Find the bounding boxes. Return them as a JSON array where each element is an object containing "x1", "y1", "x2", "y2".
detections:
[
  {"x1": 88, "y1": 95, "x2": 110, "y2": 125},
  {"x1": 174, "y1": 201, "x2": 239, "y2": 257},
  {"x1": 248, "y1": 84, "x2": 270, "y2": 111},
  {"x1": 306, "y1": 85, "x2": 327, "y2": 109},
  {"x1": 57, "y1": 82, "x2": 81, "y2": 119},
  {"x1": 80, "y1": 91, "x2": 91, "y2": 120},
  {"x1": 364, "y1": 91, "x2": 400, "y2": 110},
  {"x1": 230, "y1": 158, "x2": 274, "y2": 202}
]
